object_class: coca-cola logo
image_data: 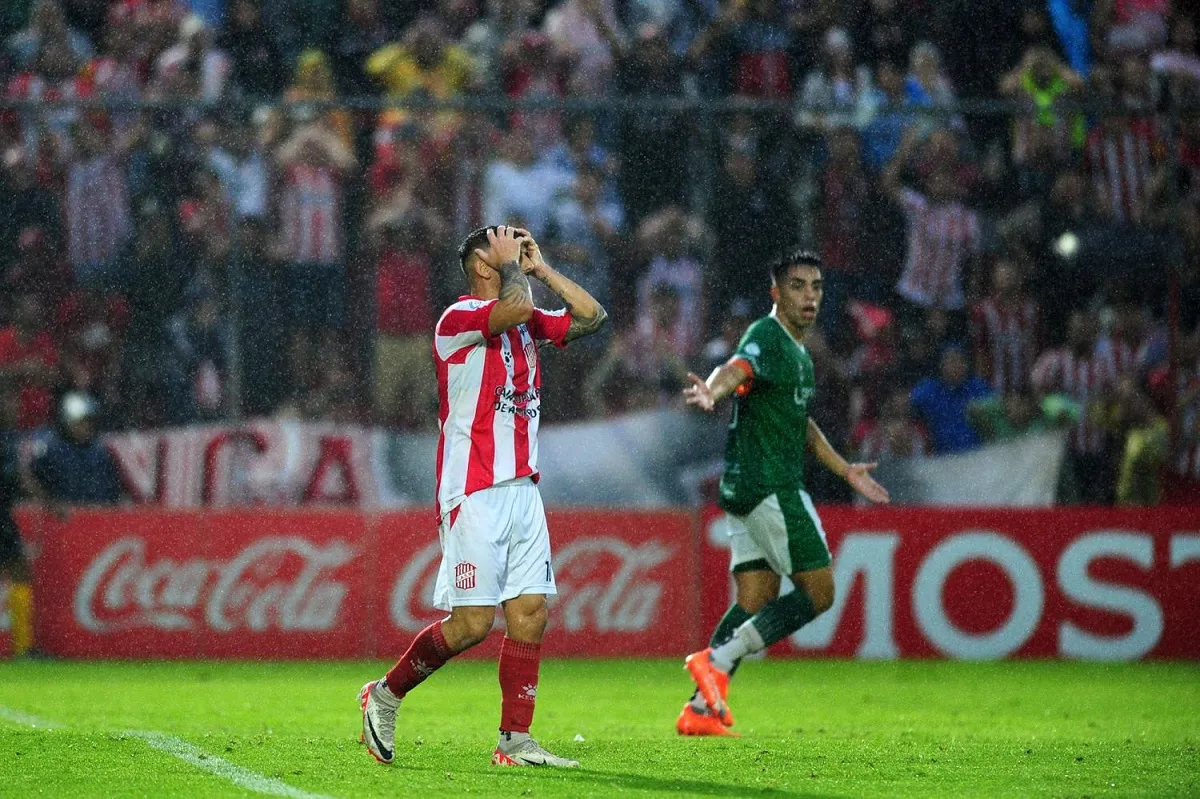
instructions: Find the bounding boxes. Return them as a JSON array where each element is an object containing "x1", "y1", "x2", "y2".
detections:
[
  {"x1": 387, "y1": 536, "x2": 673, "y2": 634},
  {"x1": 74, "y1": 536, "x2": 355, "y2": 634}
]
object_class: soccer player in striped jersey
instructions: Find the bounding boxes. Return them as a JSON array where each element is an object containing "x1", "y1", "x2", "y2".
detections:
[
  {"x1": 678, "y1": 249, "x2": 891, "y2": 735},
  {"x1": 359, "y1": 225, "x2": 606, "y2": 768}
]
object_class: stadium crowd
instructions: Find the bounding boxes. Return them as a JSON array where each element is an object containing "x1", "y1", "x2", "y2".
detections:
[{"x1": 0, "y1": 0, "x2": 1197, "y2": 506}]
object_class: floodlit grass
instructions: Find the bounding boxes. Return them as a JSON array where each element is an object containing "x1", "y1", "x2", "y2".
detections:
[{"x1": 0, "y1": 658, "x2": 1196, "y2": 797}]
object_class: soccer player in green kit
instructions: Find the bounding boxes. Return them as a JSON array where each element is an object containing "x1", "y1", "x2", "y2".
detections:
[{"x1": 678, "y1": 249, "x2": 891, "y2": 736}]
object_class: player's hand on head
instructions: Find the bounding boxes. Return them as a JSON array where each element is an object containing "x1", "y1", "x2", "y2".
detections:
[
  {"x1": 683, "y1": 372, "x2": 715, "y2": 411},
  {"x1": 477, "y1": 225, "x2": 523, "y2": 267},
  {"x1": 846, "y1": 462, "x2": 890, "y2": 504},
  {"x1": 514, "y1": 227, "x2": 546, "y2": 275}
]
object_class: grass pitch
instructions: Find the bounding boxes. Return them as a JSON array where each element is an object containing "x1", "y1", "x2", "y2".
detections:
[{"x1": 0, "y1": 658, "x2": 1195, "y2": 797}]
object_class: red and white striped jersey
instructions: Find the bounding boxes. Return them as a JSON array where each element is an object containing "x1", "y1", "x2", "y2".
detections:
[
  {"x1": 895, "y1": 188, "x2": 981, "y2": 310},
  {"x1": 67, "y1": 154, "x2": 131, "y2": 268},
  {"x1": 969, "y1": 296, "x2": 1042, "y2": 394},
  {"x1": 1031, "y1": 345, "x2": 1118, "y2": 454},
  {"x1": 1097, "y1": 334, "x2": 1142, "y2": 379},
  {"x1": 433, "y1": 297, "x2": 572, "y2": 518},
  {"x1": 278, "y1": 164, "x2": 343, "y2": 265},
  {"x1": 1084, "y1": 120, "x2": 1160, "y2": 225}
]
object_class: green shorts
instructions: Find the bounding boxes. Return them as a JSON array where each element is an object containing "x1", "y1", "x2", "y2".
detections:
[{"x1": 721, "y1": 487, "x2": 831, "y2": 576}]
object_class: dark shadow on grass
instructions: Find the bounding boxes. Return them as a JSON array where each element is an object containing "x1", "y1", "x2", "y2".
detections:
[{"x1": 487, "y1": 767, "x2": 833, "y2": 797}]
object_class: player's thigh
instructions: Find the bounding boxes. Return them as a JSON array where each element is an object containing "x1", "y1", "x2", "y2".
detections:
[
  {"x1": 738, "y1": 496, "x2": 796, "y2": 576},
  {"x1": 776, "y1": 488, "x2": 832, "y2": 575},
  {"x1": 433, "y1": 490, "x2": 512, "y2": 609},
  {"x1": 498, "y1": 482, "x2": 555, "y2": 605}
]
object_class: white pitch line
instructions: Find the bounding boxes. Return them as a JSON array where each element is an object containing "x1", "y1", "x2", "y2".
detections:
[
  {"x1": 0, "y1": 705, "x2": 334, "y2": 799},
  {"x1": 124, "y1": 730, "x2": 335, "y2": 799},
  {"x1": 0, "y1": 706, "x2": 62, "y2": 730}
]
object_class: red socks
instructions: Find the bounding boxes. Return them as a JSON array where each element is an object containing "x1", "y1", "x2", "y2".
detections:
[
  {"x1": 385, "y1": 620, "x2": 453, "y2": 698},
  {"x1": 497, "y1": 636, "x2": 541, "y2": 733}
]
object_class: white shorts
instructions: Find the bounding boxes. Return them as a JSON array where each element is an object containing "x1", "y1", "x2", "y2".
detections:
[
  {"x1": 432, "y1": 478, "x2": 557, "y2": 610},
  {"x1": 725, "y1": 489, "x2": 831, "y2": 576}
]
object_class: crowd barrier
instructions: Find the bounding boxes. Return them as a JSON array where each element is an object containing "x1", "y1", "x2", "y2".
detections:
[{"x1": 2, "y1": 506, "x2": 1196, "y2": 660}]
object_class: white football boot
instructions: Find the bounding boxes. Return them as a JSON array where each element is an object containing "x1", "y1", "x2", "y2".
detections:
[
  {"x1": 491, "y1": 733, "x2": 579, "y2": 768},
  {"x1": 358, "y1": 680, "x2": 398, "y2": 765}
]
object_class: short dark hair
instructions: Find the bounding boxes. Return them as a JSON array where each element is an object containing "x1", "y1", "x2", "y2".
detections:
[
  {"x1": 457, "y1": 225, "x2": 496, "y2": 279},
  {"x1": 769, "y1": 248, "x2": 822, "y2": 284}
]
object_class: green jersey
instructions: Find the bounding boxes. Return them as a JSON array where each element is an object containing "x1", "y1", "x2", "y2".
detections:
[{"x1": 719, "y1": 313, "x2": 816, "y2": 516}]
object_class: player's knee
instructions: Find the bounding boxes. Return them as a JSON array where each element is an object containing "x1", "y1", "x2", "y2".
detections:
[
  {"x1": 808, "y1": 581, "x2": 835, "y2": 616},
  {"x1": 506, "y1": 601, "x2": 547, "y2": 642},
  {"x1": 448, "y1": 608, "x2": 495, "y2": 649}
]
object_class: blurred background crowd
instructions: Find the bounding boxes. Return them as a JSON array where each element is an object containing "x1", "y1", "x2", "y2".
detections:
[{"x1": 0, "y1": 0, "x2": 1197, "y2": 506}]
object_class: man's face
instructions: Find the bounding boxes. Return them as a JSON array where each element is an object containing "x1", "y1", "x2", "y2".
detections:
[
  {"x1": 940, "y1": 349, "x2": 968, "y2": 387},
  {"x1": 771, "y1": 264, "x2": 822, "y2": 331}
]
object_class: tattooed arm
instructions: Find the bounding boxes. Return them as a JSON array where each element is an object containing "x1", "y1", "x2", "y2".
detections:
[
  {"x1": 474, "y1": 226, "x2": 535, "y2": 335},
  {"x1": 518, "y1": 232, "x2": 609, "y2": 343}
]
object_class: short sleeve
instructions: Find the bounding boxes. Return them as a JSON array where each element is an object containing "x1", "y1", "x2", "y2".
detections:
[
  {"x1": 529, "y1": 307, "x2": 572, "y2": 348},
  {"x1": 733, "y1": 324, "x2": 777, "y2": 384},
  {"x1": 434, "y1": 299, "x2": 497, "y2": 360}
]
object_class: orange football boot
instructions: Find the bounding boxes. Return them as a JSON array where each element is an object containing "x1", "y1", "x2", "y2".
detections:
[
  {"x1": 684, "y1": 648, "x2": 734, "y2": 726},
  {"x1": 676, "y1": 703, "x2": 739, "y2": 736}
]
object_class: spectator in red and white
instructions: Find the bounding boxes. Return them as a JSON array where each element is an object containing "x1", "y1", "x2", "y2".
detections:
[
  {"x1": 914, "y1": 127, "x2": 980, "y2": 201},
  {"x1": 544, "y1": 0, "x2": 625, "y2": 96},
  {"x1": 5, "y1": 0, "x2": 93, "y2": 71},
  {"x1": 1083, "y1": 61, "x2": 1164, "y2": 227},
  {"x1": 883, "y1": 126, "x2": 982, "y2": 322},
  {"x1": 0, "y1": 292, "x2": 60, "y2": 431},
  {"x1": 796, "y1": 27, "x2": 876, "y2": 134},
  {"x1": 366, "y1": 213, "x2": 440, "y2": 429},
  {"x1": 970, "y1": 259, "x2": 1044, "y2": 395},
  {"x1": 274, "y1": 116, "x2": 357, "y2": 396},
  {"x1": 635, "y1": 206, "x2": 706, "y2": 359},
  {"x1": 66, "y1": 118, "x2": 132, "y2": 288},
  {"x1": 855, "y1": 389, "x2": 928, "y2": 462},
  {"x1": 5, "y1": 39, "x2": 91, "y2": 156},
  {"x1": 999, "y1": 46, "x2": 1086, "y2": 169},
  {"x1": 218, "y1": 0, "x2": 286, "y2": 100},
  {"x1": 1096, "y1": 0, "x2": 1170, "y2": 57},
  {"x1": 504, "y1": 32, "x2": 565, "y2": 152},
  {"x1": 1032, "y1": 310, "x2": 1119, "y2": 503},
  {"x1": 481, "y1": 128, "x2": 571, "y2": 236},
  {"x1": 151, "y1": 15, "x2": 230, "y2": 103}
]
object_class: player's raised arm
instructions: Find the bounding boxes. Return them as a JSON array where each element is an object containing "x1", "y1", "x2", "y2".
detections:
[
  {"x1": 517, "y1": 230, "x2": 608, "y2": 343},
  {"x1": 806, "y1": 418, "x2": 891, "y2": 504},
  {"x1": 472, "y1": 226, "x2": 535, "y2": 335},
  {"x1": 683, "y1": 359, "x2": 753, "y2": 412}
]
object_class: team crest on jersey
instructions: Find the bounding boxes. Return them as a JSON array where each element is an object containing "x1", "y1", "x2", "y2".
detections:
[{"x1": 454, "y1": 562, "x2": 477, "y2": 590}]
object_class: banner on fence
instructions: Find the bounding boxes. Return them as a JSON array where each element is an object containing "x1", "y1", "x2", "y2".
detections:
[
  {"x1": 17, "y1": 505, "x2": 1200, "y2": 660},
  {"x1": 701, "y1": 505, "x2": 1200, "y2": 660}
]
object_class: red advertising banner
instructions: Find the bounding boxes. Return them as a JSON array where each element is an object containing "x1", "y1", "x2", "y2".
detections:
[
  {"x1": 18, "y1": 505, "x2": 1200, "y2": 660},
  {"x1": 700, "y1": 505, "x2": 1200, "y2": 659},
  {"x1": 25, "y1": 507, "x2": 699, "y2": 659},
  {"x1": 34, "y1": 509, "x2": 369, "y2": 658},
  {"x1": 370, "y1": 509, "x2": 701, "y2": 659}
]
